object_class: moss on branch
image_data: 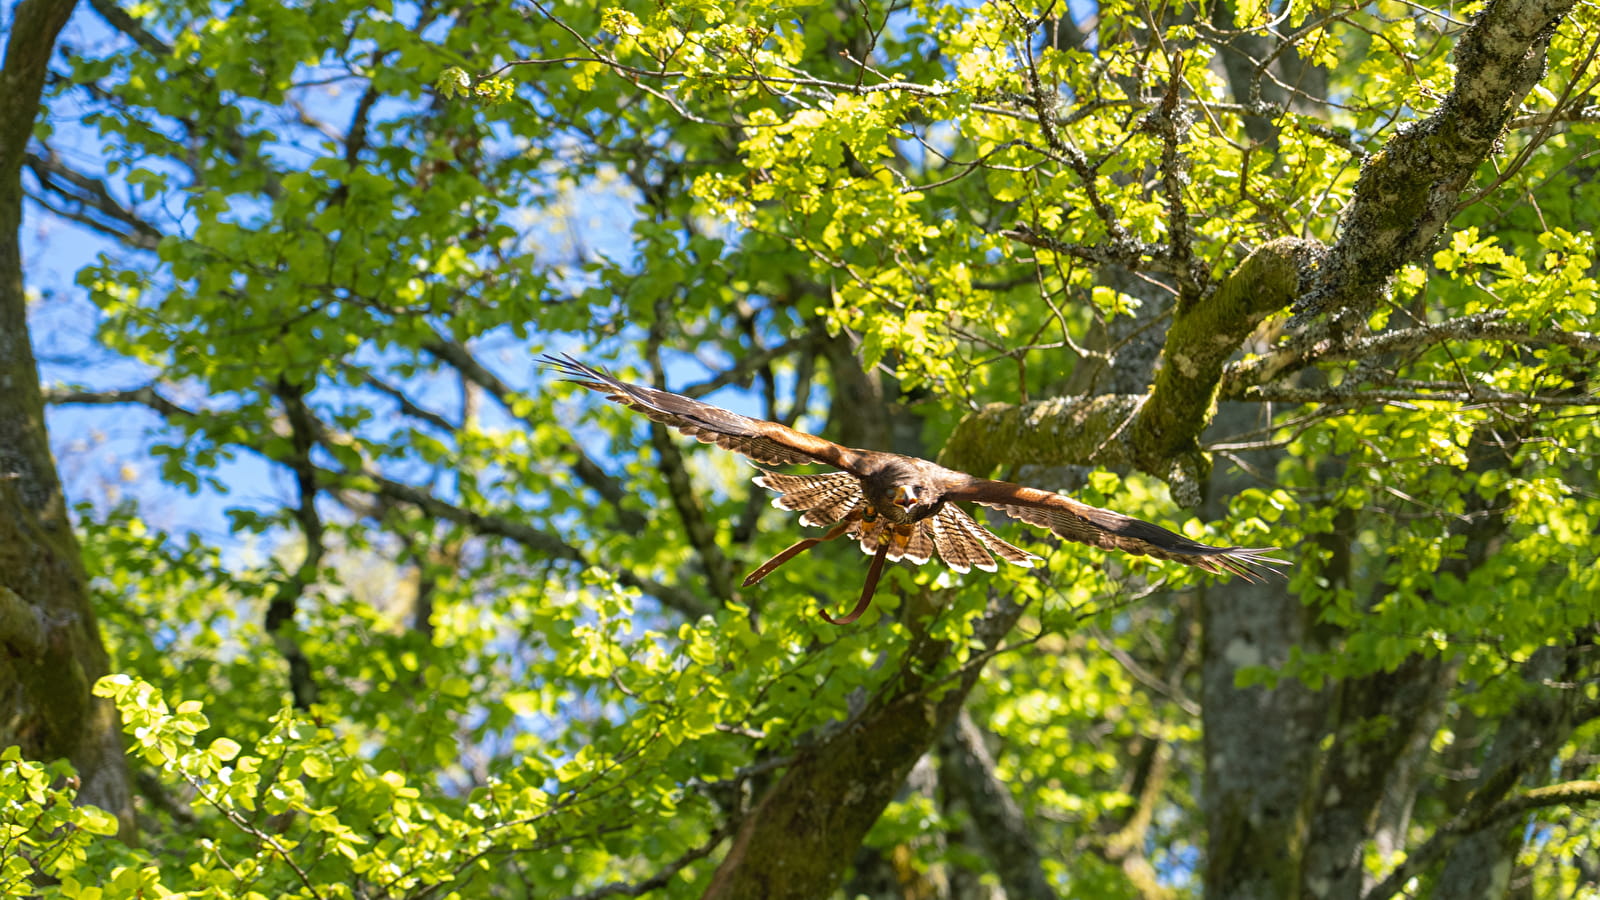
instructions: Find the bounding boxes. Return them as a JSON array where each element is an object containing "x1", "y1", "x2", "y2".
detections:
[
  {"x1": 1129, "y1": 237, "x2": 1320, "y2": 477},
  {"x1": 940, "y1": 238, "x2": 1318, "y2": 507},
  {"x1": 937, "y1": 394, "x2": 1146, "y2": 476}
]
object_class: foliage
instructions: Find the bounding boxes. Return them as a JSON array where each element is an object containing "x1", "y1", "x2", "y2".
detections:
[{"x1": 5, "y1": 0, "x2": 1599, "y2": 896}]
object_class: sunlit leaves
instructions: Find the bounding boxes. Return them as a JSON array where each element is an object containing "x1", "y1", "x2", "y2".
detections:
[{"x1": 22, "y1": 0, "x2": 1600, "y2": 893}]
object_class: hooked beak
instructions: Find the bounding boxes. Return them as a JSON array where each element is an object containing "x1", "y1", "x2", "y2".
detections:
[{"x1": 893, "y1": 484, "x2": 919, "y2": 509}]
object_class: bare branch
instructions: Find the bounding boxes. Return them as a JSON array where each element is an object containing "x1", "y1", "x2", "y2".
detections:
[{"x1": 25, "y1": 150, "x2": 164, "y2": 251}]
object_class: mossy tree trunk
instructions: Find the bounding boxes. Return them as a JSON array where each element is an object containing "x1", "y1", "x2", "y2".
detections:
[{"x1": 0, "y1": 0, "x2": 134, "y2": 833}]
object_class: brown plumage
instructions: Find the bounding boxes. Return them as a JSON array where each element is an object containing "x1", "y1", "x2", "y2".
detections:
[{"x1": 543, "y1": 353, "x2": 1286, "y2": 623}]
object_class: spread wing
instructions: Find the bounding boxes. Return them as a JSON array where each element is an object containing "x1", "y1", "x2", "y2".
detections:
[
  {"x1": 945, "y1": 480, "x2": 1287, "y2": 582},
  {"x1": 541, "y1": 354, "x2": 864, "y2": 472}
]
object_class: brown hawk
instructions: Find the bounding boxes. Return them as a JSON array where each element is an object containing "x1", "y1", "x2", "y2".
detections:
[{"x1": 544, "y1": 354, "x2": 1285, "y2": 624}]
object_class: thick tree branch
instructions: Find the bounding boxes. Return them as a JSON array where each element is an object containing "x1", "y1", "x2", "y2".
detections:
[
  {"x1": 0, "y1": 0, "x2": 76, "y2": 162},
  {"x1": 941, "y1": 240, "x2": 1322, "y2": 506},
  {"x1": 703, "y1": 620, "x2": 1017, "y2": 899},
  {"x1": 966, "y1": 0, "x2": 1581, "y2": 508},
  {"x1": 343, "y1": 80, "x2": 382, "y2": 169},
  {"x1": 1128, "y1": 236, "x2": 1323, "y2": 504},
  {"x1": 938, "y1": 394, "x2": 1144, "y2": 478},
  {"x1": 1296, "y1": 0, "x2": 1577, "y2": 330}
]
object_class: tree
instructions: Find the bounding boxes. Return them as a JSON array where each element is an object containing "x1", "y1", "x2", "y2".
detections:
[
  {"x1": 5, "y1": 0, "x2": 1599, "y2": 896},
  {"x1": 0, "y1": 0, "x2": 133, "y2": 832}
]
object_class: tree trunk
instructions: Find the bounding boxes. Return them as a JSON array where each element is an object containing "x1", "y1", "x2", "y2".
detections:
[{"x1": 0, "y1": 0, "x2": 134, "y2": 833}]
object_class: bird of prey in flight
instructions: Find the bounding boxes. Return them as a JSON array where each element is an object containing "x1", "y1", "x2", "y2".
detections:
[{"x1": 544, "y1": 354, "x2": 1285, "y2": 624}]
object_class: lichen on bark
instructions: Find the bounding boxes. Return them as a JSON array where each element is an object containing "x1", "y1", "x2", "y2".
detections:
[
  {"x1": 1129, "y1": 237, "x2": 1321, "y2": 477},
  {"x1": 937, "y1": 394, "x2": 1144, "y2": 477}
]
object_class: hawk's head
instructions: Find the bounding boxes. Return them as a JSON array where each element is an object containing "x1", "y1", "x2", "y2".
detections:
[{"x1": 891, "y1": 483, "x2": 939, "y2": 521}]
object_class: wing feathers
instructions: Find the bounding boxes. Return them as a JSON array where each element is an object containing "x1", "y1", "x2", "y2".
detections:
[
  {"x1": 931, "y1": 505, "x2": 997, "y2": 573},
  {"x1": 752, "y1": 469, "x2": 864, "y2": 527},
  {"x1": 949, "y1": 480, "x2": 1286, "y2": 582},
  {"x1": 541, "y1": 354, "x2": 859, "y2": 470},
  {"x1": 902, "y1": 523, "x2": 935, "y2": 565},
  {"x1": 962, "y1": 513, "x2": 1041, "y2": 569}
]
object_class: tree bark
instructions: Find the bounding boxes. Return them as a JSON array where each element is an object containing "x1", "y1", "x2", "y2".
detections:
[
  {"x1": 1199, "y1": 573, "x2": 1327, "y2": 900},
  {"x1": 1196, "y1": 0, "x2": 1580, "y2": 885},
  {"x1": 1297, "y1": 0, "x2": 1576, "y2": 331},
  {"x1": 0, "y1": 0, "x2": 133, "y2": 832},
  {"x1": 701, "y1": 586, "x2": 1031, "y2": 899}
]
